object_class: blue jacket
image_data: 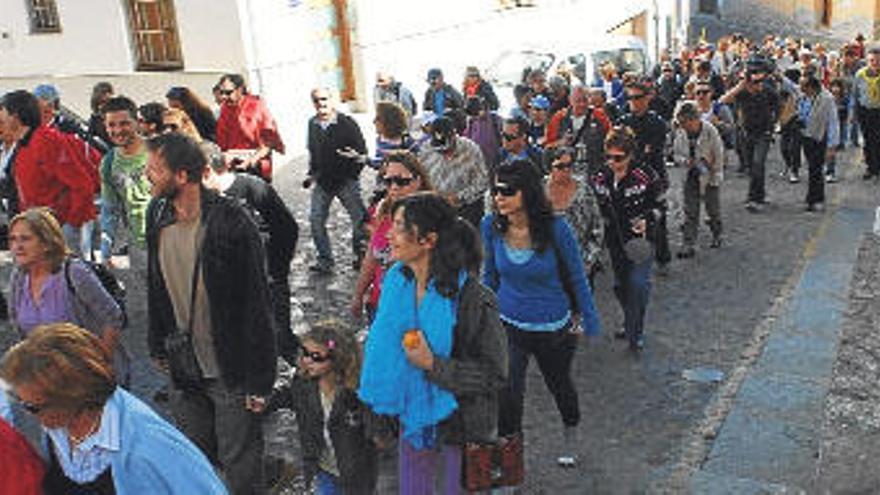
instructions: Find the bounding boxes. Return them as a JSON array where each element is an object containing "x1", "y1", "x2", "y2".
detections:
[
  {"x1": 481, "y1": 215, "x2": 600, "y2": 335},
  {"x1": 44, "y1": 388, "x2": 227, "y2": 494}
]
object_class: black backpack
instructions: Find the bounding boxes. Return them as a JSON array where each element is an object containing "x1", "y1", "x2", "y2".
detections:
[{"x1": 64, "y1": 258, "x2": 127, "y2": 328}]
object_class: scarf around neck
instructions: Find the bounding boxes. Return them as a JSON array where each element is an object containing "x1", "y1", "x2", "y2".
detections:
[{"x1": 358, "y1": 263, "x2": 463, "y2": 450}]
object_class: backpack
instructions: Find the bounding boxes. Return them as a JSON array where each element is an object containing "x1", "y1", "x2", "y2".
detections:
[{"x1": 64, "y1": 258, "x2": 127, "y2": 328}]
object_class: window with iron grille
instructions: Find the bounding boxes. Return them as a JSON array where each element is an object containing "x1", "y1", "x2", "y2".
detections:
[
  {"x1": 26, "y1": 0, "x2": 62, "y2": 33},
  {"x1": 125, "y1": 0, "x2": 183, "y2": 71}
]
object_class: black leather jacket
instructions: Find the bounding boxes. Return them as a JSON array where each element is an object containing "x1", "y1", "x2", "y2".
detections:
[{"x1": 146, "y1": 188, "x2": 277, "y2": 395}]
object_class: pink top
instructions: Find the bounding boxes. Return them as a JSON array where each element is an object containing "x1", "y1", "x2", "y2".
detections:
[{"x1": 368, "y1": 216, "x2": 393, "y2": 308}]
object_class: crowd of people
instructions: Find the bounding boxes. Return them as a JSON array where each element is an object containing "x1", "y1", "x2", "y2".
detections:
[{"x1": 0, "y1": 27, "x2": 875, "y2": 494}]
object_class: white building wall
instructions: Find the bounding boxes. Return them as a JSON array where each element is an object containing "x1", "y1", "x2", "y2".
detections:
[{"x1": 0, "y1": 0, "x2": 247, "y2": 116}]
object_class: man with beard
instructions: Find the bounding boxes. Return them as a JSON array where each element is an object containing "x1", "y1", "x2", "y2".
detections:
[
  {"x1": 145, "y1": 132, "x2": 276, "y2": 494},
  {"x1": 99, "y1": 96, "x2": 152, "y2": 270}
]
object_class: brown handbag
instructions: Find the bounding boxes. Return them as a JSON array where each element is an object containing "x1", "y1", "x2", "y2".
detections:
[{"x1": 461, "y1": 434, "x2": 524, "y2": 491}]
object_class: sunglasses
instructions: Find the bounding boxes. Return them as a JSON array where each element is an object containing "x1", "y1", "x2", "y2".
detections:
[
  {"x1": 10, "y1": 393, "x2": 46, "y2": 415},
  {"x1": 605, "y1": 153, "x2": 629, "y2": 163},
  {"x1": 552, "y1": 162, "x2": 574, "y2": 171},
  {"x1": 383, "y1": 175, "x2": 415, "y2": 187},
  {"x1": 628, "y1": 93, "x2": 648, "y2": 100},
  {"x1": 312, "y1": 96, "x2": 329, "y2": 103},
  {"x1": 696, "y1": 89, "x2": 712, "y2": 95},
  {"x1": 491, "y1": 183, "x2": 519, "y2": 197},
  {"x1": 218, "y1": 89, "x2": 235, "y2": 96},
  {"x1": 501, "y1": 133, "x2": 521, "y2": 141},
  {"x1": 301, "y1": 349, "x2": 332, "y2": 363}
]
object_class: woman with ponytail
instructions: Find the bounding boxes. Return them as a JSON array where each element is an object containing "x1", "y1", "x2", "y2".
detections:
[
  {"x1": 359, "y1": 192, "x2": 507, "y2": 494},
  {"x1": 482, "y1": 159, "x2": 601, "y2": 468}
]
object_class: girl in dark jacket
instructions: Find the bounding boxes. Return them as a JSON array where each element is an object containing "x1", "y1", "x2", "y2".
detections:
[
  {"x1": 590, "y1": 127, "x2": 662, "y2": 351},
  {"x1": 271, "y1": 321, "x2": 380, "y2": 494}
]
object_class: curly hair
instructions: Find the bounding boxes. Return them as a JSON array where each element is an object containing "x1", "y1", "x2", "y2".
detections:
[
  {"x1": 391, "y1": 192, "x2": 482, "y2": 298},
  {"x1": 491, "y1": 160, "x2": 555, "y2": 253},
  {"x1": 375, "y1": 101, "x2": 409, "y2": 139},
  {"x1": 303, "y1": 319, "x2": 361, "y2": 391}
]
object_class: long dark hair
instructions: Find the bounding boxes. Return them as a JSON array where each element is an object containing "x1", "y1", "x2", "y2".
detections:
[
  {"x1": 492, "y1": 160, "x2": 555, "y2": 252},
  {"x1": 391, "y1": 192, "x2": 482, "y2": 298}
]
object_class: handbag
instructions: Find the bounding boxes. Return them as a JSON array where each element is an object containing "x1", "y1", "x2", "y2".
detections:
[
  {"x1": 461, "y1": 433, "x2": 525, "y2": 491},
  {"x1": 164, "y1": 243, "x2": 205, "y2": 391}
]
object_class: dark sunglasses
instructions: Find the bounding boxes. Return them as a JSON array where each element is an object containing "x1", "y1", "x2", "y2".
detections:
[
  {"x1": 10, "y1": 393, "x2": 46, "y2": 415},
  {"x1": 383, "y1": 175, "x2": 415, "y2": 187},
  {"x1": 491, "y1": 183, "x2": 519, "y2": 197},
  {"x1": 605, "y1": 153, "x2": 629, "y2": 163},
  {"x1": 218, "y1": 89, "x2": 235, "y2": 96},
  {"x1": 501, "y1": 133, "x2": 521, "y2": 141},
  {"x1": 696, "y1": 89, "x2": 712, "y2": 95},
  {"x1": 162, "y1": 123, "x2": 180, "y2": 132},
  {"x1": 312, "y1": 96, "x2": 329, "y2": 103},
  {"x1": 552, "y1": 162, "x2": 574, "y2": 171},
  {"x1": 301, "y1": 349, "x2": 332, "y2": 363}
]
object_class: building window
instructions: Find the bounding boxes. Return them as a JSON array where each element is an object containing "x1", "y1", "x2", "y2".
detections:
[
  {"x1": 819, "y1": 0, "x2": 832, "y2": 27},
  {"x1": 25, "y1": 0, "x2": 61, "y2": 33},
  {"x1": 698, "y1": 0, "x2": 718, "y2": 15},
  {"x1": 125, "y1": 0, "x2": 183, "y2": 71}
]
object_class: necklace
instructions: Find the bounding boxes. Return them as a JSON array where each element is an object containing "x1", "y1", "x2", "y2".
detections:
[{"x1": 68, "y1": 412, "x2": 101, "y2": 446}]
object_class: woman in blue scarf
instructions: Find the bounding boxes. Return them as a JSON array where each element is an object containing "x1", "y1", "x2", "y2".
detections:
[{"x1": 359, "y1": 192, "x2": 508, "y2": 494}]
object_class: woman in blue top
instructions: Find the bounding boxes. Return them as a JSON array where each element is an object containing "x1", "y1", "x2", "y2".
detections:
[
  {"x1": 360, "y1": 192, "x2": 507, "y2": 494},
  {"x1": 1, "y1": 323, "x2": 226, "y2": 494},
  {"x1": 481, "y1": 160, "x2": 601, "y2": 467}
]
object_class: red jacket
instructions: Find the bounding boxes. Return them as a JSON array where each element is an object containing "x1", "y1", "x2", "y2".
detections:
[
  {"x1": 216, "y1": 94, "x2": 284, "y2": 181},
  {"x1": 0, "y1": 419, "x2": 45, "y2": 494},
  {"x1": 14, "y1": 125, "x2": 96, "y2": 226},
  {"x1": 545, "y1": 106, "x2": 612, "y2": 147}
]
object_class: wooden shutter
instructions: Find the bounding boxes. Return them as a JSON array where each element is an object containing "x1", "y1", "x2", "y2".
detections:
[{"x1": 126, "y1": 0, "x2": 183, "y2": 70}]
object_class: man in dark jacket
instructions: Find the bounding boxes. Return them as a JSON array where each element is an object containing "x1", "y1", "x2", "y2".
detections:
[
  {"x1": 423, "y1": 68, "x2": 465, "y2": 116},
  {"x1": 202, "y1": 143, "x2": 300, "y2": 365},
  {"x1": 620, "y1": 81, "x2": 672, "y2": 269},
  {"x1": 306, "y1": 87, "x2": 368, "y2": 274},
  {"x1": 145, "y1": 133, "x2": 276, "y2": 494}
]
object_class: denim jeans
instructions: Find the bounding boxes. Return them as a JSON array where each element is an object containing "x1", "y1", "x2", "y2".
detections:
[
  {"x1": 309, "y1": 179, "x2": 367, "y2": 267},
  {"x1": 316, "y1": 470, "x2": 341, "y2": 495},
  {"x1": 498, "y1": 321, "x2": 579, "y2": 437},
  {"x1": 780, "y1": 122, "x2": 802, "y2": 175},
  {"x1": 610, "y1": 252, "x2": 653, "y2": 345},
  {"x1": 741, "y1": 133, "x2": 771, "y2": 203},
  {"x1": 172, "y1": 379, "x2": 265, "y2": 494}
]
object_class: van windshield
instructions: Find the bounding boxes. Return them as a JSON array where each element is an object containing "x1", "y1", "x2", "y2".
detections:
[
  {"x1": 487, "y1": 50, "x2": 555, "y2": 87},
  {"x1": 592, "y1": 48, "x2": 646, "y2": 78}
]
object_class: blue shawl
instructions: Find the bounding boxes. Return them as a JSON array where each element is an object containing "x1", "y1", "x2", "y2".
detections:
[{"x1": 358, "y1": 263, "x2": 461, "y2": 450}]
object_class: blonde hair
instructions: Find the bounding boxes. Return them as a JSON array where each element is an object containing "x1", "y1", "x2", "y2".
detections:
[
  {"x1": 1, "y1": 323, "x2": 115, "y2": 412},
  {"x1": 163, "y1": 107, "x2": 202, "y2": 142},
  {"x1": 10, "y1": 207, "x2": 69, "y2": 271},
  {"x1": 303, "y1": 319, "x2": 361, "y2": 391}
]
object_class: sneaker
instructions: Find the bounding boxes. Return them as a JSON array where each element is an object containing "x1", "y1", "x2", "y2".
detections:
[
  {"x1": 745, "y1": 201, "x2": 760, "y2": 212},
  {"x1": 630, "y1": 335, "x2": 645, "y2": 351},
  {"x1": 614, "y1": 328, "x2": 628, "y2": 340},
  {"x1": 557, "y1": 455, "x2": 577, "y2": 467},
  {"x1": 309, "y1": 263, "x2": 334, "y2": 275},
  {"x1": 710, "y1": 236, "x2": 722, "y2": 249},
  {"x1": 825, "y1": 174, "x2": 838, "y2": 183},
  {"x1": 789, "y1": 172, "x2": 800, "y2": 183}
]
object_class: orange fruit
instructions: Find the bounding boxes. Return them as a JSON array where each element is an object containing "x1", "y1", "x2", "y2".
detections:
[{"x1": 403, "y1": 330, "x2": 421, "y2": 350}]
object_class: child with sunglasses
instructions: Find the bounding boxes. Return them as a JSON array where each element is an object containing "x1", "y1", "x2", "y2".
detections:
[{"x1": 268, "y1": 320, "x2": 384, "y2": 494}]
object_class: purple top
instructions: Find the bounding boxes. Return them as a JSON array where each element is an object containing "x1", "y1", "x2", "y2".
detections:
[{"x1": 15, "y1": 271, "x2": 71, "y2": 336}]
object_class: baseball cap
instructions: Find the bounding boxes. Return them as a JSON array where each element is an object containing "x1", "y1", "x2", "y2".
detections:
[
  {"x1": 426, "y1": 68, "x2": 443, "y2": 82},
  {"x1": 33, "y1": 84, "x2": 60, "y2": 102},
  {"x1": 529, "y1": 95, "x2": 550, "y2": 110}
]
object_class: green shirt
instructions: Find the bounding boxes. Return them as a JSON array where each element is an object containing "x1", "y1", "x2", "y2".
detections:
[{"x1": 101, "y1": 147, "x2": 151, "y2": 245}]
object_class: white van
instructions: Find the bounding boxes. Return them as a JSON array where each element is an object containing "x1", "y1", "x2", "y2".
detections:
[{"x1": 485, "y1": 35, "x2": 649, "y2": 116}]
